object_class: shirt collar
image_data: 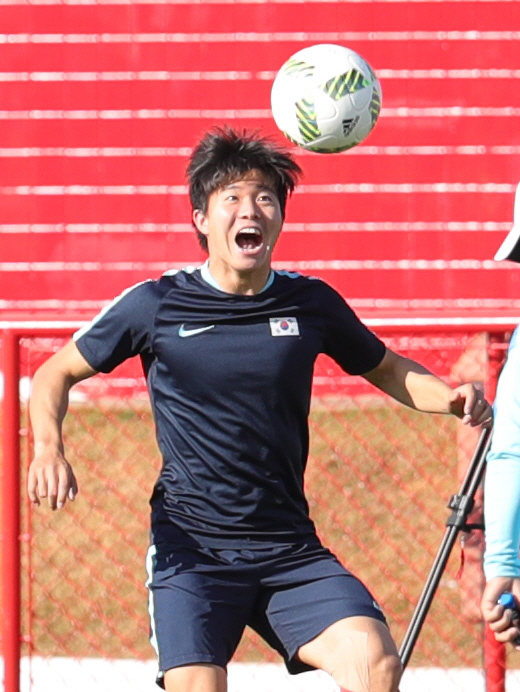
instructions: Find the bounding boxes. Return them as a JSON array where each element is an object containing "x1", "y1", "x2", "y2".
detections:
[{"x1": 200, "y1": 260, "x2": 274, "y2": 294}]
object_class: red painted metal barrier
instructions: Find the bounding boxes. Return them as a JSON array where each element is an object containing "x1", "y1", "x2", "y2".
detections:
[
  {"x1": 0, "y1": 320, "x2": 515, "y2": 692},
  {"x1": 2, "y1": 330, "x2": 21, "y2": 692}
]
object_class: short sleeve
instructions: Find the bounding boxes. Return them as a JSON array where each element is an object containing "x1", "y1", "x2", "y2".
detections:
[
  {"x1": 73, "y1": 280, "x2": 158, "y2": 373},
  {"x1": 318, "y1": 282, "x2": 386, "y2": 375}
]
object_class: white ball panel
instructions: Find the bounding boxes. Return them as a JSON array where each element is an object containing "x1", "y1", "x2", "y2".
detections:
[{"x1": 270, "y1": 43, "x2": 382, "y2": 153}]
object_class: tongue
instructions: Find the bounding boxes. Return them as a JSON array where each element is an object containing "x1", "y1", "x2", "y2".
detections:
[{"x1": 237, "y1": 234, "x2": 261, "y2": 250}]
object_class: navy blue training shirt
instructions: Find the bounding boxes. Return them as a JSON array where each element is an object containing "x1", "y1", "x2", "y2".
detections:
[{"x1": 74, "y1": 265, "x2": 386, "y2": 548}]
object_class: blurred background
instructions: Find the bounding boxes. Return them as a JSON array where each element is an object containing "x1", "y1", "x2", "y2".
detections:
[{"x1": 1, "y1": 0, "x2": 520, "y2": 690}]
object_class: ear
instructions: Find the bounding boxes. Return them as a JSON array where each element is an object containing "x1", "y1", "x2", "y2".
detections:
[{"x1": 192, "y1": 209, "x2": 208, "y2": 236}]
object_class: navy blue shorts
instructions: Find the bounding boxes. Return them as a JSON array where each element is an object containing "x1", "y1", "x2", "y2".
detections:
[{"x1": 146, "y1": 541, "x2": 386, "y2": 686}]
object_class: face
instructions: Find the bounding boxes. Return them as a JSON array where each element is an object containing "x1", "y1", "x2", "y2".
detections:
[{"x1": 193, "y1": 170, "x2": 284, "y2": 293}]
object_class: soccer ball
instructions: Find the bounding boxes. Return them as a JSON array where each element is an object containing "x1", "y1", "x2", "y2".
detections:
[{"x1": 270, "y1": 43, "x2": 382, "y2": 153}]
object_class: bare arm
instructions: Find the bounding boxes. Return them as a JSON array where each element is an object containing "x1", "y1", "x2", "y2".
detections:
[
  {"x1": 28, "y1": 340, "x2": 97, "y2": 510},
  {"x1": 363, "y1": 348, "x2": 492, "y2": 426}
]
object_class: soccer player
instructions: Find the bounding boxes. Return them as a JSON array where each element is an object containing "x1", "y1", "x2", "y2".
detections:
[{"x1": 28, "y1": 127, "x2": 492, "y2": 692}]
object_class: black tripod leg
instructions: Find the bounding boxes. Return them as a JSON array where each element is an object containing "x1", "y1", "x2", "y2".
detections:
[{"x1": 398, "y1": 426, "x2": 492, "y2": 669}]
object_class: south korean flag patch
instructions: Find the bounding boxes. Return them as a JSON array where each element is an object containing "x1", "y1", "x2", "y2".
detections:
[{"x1": 269, "y1": 317, "x2": 300, "y2": 337}]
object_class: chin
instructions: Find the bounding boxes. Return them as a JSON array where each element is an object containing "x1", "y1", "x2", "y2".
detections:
[{"x1": 235, "y1": 249, "x2": 268, "y2": 267}]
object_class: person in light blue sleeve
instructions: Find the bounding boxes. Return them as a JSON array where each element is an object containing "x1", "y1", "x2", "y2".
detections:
[{"x1": 481, "y1": 182, "x2": 520, "y2": 646}]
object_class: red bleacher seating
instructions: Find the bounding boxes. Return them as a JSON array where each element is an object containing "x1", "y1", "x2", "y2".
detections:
[{"x1": 1, "y1": 0, "x2": 520, "y2": 322}]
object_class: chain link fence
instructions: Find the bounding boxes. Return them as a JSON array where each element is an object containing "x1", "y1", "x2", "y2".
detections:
[{"x1": 0, "y1": 324, "x2": 516, "y2": 691}]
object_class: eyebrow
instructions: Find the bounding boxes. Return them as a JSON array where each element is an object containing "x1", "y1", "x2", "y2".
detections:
[{"x1": 224, "y1": 181, "x2": 276, "y2": 193}]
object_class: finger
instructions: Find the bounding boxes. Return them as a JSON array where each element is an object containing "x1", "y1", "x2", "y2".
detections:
[
  {"x1": 467, "y1": 404, "x2": 492, "y2": 426},
  {"x1": 69, "y1": 474, "x2": 79, "y2": 502},
  {"x1": 488, "y1": 609, "x2": 512, "y2": 632},
  {"x1": 448, "y1": 389, "x2": 466, "y2": 418},
  {"x1": 56, "y1": 467, "x2": 71, "y2": 509},
  {"x1": 471, "y1": 401, "x2": 493, "y2": 427},
  {"x1": 36, "y1": 467, "x2": 48, "y2": 500},
  {"x1": 45, "y1": 468, "x2": 58, "y2": 511},
  {"x1": 27, "y1": 471, "x2": 40, "y2": 507},
  {"x1": 462, "y1": 387, "x2": 481, "y2": 417},
  {"x1": 477, "y1": 404, "x2": 493, "y2": 426},
  {"x1": 492, "y1": 623, "x2": 520, "y2": 644},
  {"x1": 476, "y1": 412, "x2": 493, "y2": 428},
  {"x1": 481, "y1": 599, "x2": 503, "y2": 622},
  {"x1": 464, "y1": 395, "x2": 475, "y2": 416},
  {"x1": 488, "y1": 603, "x2": 520, "y2": 642},
  {"x1": 68, "y1": 472, "x2": 78, "y2": 501},
  {"x1": 482, "y1": 578, "x2": 516, "y2": 608},
  {"x1": 482, "y1": 607, "x2": 498, "y2": 623},
  {"x1": 458, "y1": 390, "x2": 489, "y2": 425}
]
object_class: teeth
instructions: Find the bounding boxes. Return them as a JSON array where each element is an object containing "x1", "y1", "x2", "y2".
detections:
[
  {"x1": 235, "y1": 226, "x2": 263, "y2": 251},
  {"x1": 238, "y1": 228, "x2": 261, "y2": 235}
]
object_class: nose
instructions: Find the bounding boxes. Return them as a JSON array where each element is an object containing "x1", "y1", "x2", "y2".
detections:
[{"x1": 238, "y1": 196, "x2": 261, "y2": 219}]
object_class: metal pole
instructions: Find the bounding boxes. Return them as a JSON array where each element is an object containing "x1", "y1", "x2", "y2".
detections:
[
  {"x1": 2, "y1": 330, "x2": 21, "y2": 692},
  {"x1": 399, "y1": 426, "x2": 492, "y2": 669}
]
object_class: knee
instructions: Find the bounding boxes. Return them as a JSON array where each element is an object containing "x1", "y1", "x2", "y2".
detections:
[
  {"x1": 369, "y1": 651, "x2": 402, "y2": 692},
  {"x1": 333, "y1": 650, "x2": 402, "y2": 692}
]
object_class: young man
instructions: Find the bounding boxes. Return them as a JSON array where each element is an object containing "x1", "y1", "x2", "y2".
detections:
[{"x1": 28, "y1": 127, "x2": 492, "y2": 692}]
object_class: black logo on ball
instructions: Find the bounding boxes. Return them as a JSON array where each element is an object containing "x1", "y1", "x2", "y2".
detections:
[{"x1": 342, "y1": 116, "x2": 360, "y2": 136}]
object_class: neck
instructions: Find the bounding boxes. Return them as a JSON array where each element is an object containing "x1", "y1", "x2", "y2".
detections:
[{"x1": 202, "y1": 261, "x2": 273, "y2": 295}]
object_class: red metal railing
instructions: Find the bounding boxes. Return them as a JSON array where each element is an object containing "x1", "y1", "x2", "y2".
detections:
[{"x1": 1, "y1": 320, "x2": 515, "y2": 692}]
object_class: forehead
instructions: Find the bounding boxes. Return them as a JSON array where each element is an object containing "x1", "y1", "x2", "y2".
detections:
[{"x1": 218, "y1": 169, "x2": 276, "y2": 192}]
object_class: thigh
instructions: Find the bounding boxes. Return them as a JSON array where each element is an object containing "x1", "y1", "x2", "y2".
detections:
[
  {"x1": 163, "y1": 664, "x2": 227, "y2": 692},
  {"x1": 147, "y1": 544, "x2": 257, "y2": 684},
  {"x1": 250, "y1": 543, "x2": 387, "y2": 674},
  {"x1": 298, "y1": 616, "x2": 401, "y2": 692}
]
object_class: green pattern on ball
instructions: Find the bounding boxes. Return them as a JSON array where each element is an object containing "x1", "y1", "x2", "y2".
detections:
[
  {"x1": 369, "y1": 88, "x2": 382, "y2": 126},
  {"x1": 281, "y1": 59, "x2": 314, "y2": 78},
  {"x1": 320, "y1": 69, "x2": 371, "y2": 100},
  {"x1": 295, "y1": 98, "x2": 321, "y2": 143}
]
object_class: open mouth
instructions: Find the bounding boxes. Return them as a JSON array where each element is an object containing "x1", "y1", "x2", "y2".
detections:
[{"x1": 235, "y1": 228, "x2": 264, "y2": 252}]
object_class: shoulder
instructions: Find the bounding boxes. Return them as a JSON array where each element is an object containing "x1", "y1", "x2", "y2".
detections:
[
  {"x1": 273, "y1": 269, "x2": 323, "y2": 288},
  {"x1": 119, "y1": 265, "x2": 204, "y2": 303},
  {"x1": 77, "y1": 266, "x2": 204, "y2": 334},
  {"x1": 273, "y1": 270, "x2": 341, "y2": 297},
  {"x1": 272, "y1": 270, "x2": 354, "y2": 313},
  {"x1": 99, "y1": 277, "x2": 166, "y2": 317}
]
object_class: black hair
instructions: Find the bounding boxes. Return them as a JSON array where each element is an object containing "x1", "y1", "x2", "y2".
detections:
[{"x1": 187, "y1": 126, "x2": 302, "y2": 252}]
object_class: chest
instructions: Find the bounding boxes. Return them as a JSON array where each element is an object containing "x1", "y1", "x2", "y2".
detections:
[{"x1": 153, "y1": 313, "x2": 322, "y2": 395}]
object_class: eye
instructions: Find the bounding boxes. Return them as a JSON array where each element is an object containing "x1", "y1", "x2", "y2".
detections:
[{"x1": 258, "y1": 193, "x2": 276, "y2": 204}]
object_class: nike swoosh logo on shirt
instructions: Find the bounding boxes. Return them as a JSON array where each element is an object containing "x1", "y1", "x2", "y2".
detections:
[{"x1": 178, "y1": 324, "x2": 215, "y2": 338}]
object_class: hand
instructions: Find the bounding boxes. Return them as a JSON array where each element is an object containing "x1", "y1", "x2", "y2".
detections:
[
  {"x1": 449, "y1": 384, "x2": 492, "y2": 427},
  {"x1": 481, "y1": 578, "x2": 520, "y2": 647},
  {"x1": 27, "y1": 449, "x2": 78, "y2": 510}
]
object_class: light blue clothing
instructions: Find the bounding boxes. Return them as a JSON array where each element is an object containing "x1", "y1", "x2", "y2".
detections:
[{"x1": 484, "y1": 326, "x2": 520, "y2": 579}]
